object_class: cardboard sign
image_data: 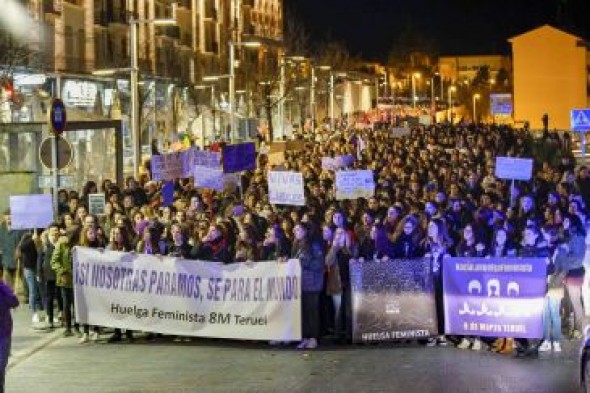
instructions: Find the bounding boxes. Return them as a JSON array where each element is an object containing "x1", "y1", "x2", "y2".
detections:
[
  {"x1": 193, "y1": 150, "x2": 221, "y2": 168},
  {"x1": 495, "y1": 157, "x2": 533, "y2": 181},
  {"x1": 9, "y1": 194, "x2": 54, "y2": 230},
  {"x1": 268, "y1": 171, "x2": 305, "y2": 206},
  {"x1": 88, "y1": 193, "x2": 106, "y2": 216},
  {"x1": 194, "y1": 166, "x2": 240, "y2": 192},
  {"x1": 335, "y1": 170, "x2": 375, "y2": 200},
  {"x1": 222, "y1": 143, "x2": 256, "y2": 173},
  {"x1": 267, "y1": 152, "x2": 286, "y2": 166}
]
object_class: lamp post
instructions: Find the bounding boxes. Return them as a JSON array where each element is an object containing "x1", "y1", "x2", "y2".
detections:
[
  {"x1": 228, "y1": 41, "x2": 260, "y2": 143},
  {"x1": 411, "y1": 72, "x2": 421, "y2": 109},
  {"x1": 277, "y1": 55, "x2": 305, "y2": 140},
  {"x1": 448, "y1": 85, "x2": 456, "y2": 124},
  {"x1": 472, "y1": 93, "x2": 481, "y2": 124},
  {"x1": 107, "y1": 17, "x2": 177, "y2": 178}
]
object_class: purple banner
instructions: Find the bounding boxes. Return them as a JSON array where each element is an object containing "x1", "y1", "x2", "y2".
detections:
[
  {"x1": 443, "y1": 257, "x2": 546, "y2": 339},
  {"x1": 222, "y1": 143, "x2": 256, "y2": 173}
]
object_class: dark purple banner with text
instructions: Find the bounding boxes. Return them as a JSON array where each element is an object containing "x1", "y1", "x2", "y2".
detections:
[{"x1": 443, "y1": 257, "x2": 546, "y2": 339}]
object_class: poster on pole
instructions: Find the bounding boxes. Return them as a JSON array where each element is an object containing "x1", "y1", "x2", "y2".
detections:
[
  {"x1": 88, "y1": 193, "x2": 106, "y2": 216},
  {"x1": 350, "y1": 258, "x2": 438, "y2": 343},
  {"x1": 73, "y1": 247, "x2": 302, "y2": 341},
  {"x1": 268, "y1": 171, "x2": 305, "y2": 206},
  {"x1": 495, "y1": 157, "x2": 533, "y2": 181},
  {"x1": 9, "y1": 194, "x2": 54, "y2": 230},
  {"x1": 335, "y1": 170, "x2": 375, "y2": 200},
  {"x1": 443, "y1": 257, "x2": 545, "y2": 339}
]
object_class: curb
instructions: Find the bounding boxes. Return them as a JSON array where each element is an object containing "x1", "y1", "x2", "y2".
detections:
[{"x1": 7, "y1": 329, "x2": 63, "y2": 370}]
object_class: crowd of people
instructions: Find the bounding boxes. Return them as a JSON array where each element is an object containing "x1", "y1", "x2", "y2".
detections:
[{"x1": 0, "y1": 121, "x2": 588, "y2": 358}]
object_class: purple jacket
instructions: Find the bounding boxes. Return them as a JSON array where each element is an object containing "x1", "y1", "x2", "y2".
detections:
[{"x1": 0, "y1": 282, "x2": 19, "y2": 338}]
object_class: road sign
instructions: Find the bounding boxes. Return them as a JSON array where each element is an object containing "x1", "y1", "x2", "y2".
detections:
[
  {"x1": 571, "y1": 109, "x2": 590, "y2": 132},
  {"x1": 38, "y1": 175, "x2": 75, "y2": 189},
  {"x1": 38, "y1": 136, "x2": 73, "y2": 170},
  {"x1": 49, "y1": 98, "x2": 67, "y2": 135}
]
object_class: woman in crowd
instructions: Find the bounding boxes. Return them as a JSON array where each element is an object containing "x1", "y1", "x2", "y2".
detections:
[
  {"x1": 291, "y1": 223, "x2": 324, "y2": 349},
  {"x1": 77, "y1": 226, "x2": 104, "y2": 343}
]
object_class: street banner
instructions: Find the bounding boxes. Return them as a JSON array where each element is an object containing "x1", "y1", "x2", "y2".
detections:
[
  {"x1": 194, "y1": 166, "x2": 240, "y2": 192},
  {"x1": 193, "y1": 150, "x2": 221, "y2": 168},
  {"x1": 350, "y1": 258, "x2": 438, "y2": 343},
  {"x1": 443, "y1": 257, "x2": 546, "y2": 339},
  {"x1": 9, "y1": 194, "x2": 54, "y2": 230},
  {"x1": 495, "y1": 157, "x2": 533, "y2": 181},
  {"x1": 88, "y1": 193, "x2": 106, "y2": 216},
  {"x1": 321, "y1": 155, "x2": 355, "y2": 171},
  {"x1": 391, "y1": 127, "x2": 411, "y2": 138},
  {"x1": 222, "y1": 143, "x2": 257, "y2": 173},
  {"x1": 268, "y1": 171, "x2": 305, "y2": 206},
  {"x1": 151, "y1": 150, "x2": 193, "y2": 181},
  {"x1": 335, "y1": 170, "x2": 375, "y2": 200},
  {"x1": 73, "y1": 247, "x2": 302, "y2": 341}
]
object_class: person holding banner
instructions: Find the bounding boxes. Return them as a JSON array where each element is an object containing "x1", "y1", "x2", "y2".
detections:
[
  {"x1": 77, "y1": 226, "x2": 104, "y2": 343},
  {"x1": 291, "y1": 223, "x2": 324, "y2": 350},
  {"x1": 106, "y1": 225, "x2": 135, "y2": 343},
  {"x1": 51, "y1": 227, "x2": 80, "y2": 338},
  {"x1": 423, "y1": 218, "x2": 453, "y2": 347},
  {"x1": 515, "y1": 225, "x2": 551, "y2": 358}
]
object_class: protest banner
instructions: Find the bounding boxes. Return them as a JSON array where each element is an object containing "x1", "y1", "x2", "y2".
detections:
[
  {"x1": 194, "y1": 166, "x2": 240, "y2": 192},
  {"x1": 9, "y1": 194, "x2": 54, "y2": 230},
  {"x1": 151, "y1": 149, "x2": 193, "y2": 181},
  {"x1": 443, "y1": 257, "x2": 545, "y2": 339},
  {"x1": 193, "y1": 150, "x2": 221, "y2": 168},
  {"x1": 335, "y1": 170, "x2": 375, "y2": 200},
  {"x1": 350, "y1": 258, "x2": 438, "y2": 343},
  {"x1": 494, "y1": 157, "x2": 533, "y2": 181},
  {"x1": 88, "y1": 193, "x2": 106, "y2": 215},
  {"x1": 73, "y1": 247, "x2": 302, "y2": 341},
  {"x1": 268, "y1": 171, "x2": 305, "y2": 206},
  {"x1": 321, "y1": 155, "x2": 355, "y2": 171},
  {"x1": 222, "y1": 143, "x2": 257, "y2": 173}
]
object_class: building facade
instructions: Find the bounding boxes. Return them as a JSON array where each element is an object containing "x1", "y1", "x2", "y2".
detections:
[
  {"x1": 438, "y1": 55, "x2": 511, "y2": 85},
  {"x1": 510, "y1": 25, "x2": 589, "y2": 130}
]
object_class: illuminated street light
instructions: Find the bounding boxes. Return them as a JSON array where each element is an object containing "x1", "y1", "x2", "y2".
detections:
[
  {"x1": 412, "y1": 72, "x2": 421, "y2": 109},
  {"x1": 473, "y1": 93, "x2": 481, "y2": 123},
  {"x1": 448, "y1": 85, "x2": 457, "y2": 124}
]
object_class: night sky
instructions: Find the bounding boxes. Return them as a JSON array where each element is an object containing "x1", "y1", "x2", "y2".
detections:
[{"x1": 287, "y1": 0, "x2": 590, "y2": 60}]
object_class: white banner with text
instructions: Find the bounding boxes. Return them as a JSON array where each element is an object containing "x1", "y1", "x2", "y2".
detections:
[{"x1": 73, "y1": 247, "x2": 302, "y2": 341}]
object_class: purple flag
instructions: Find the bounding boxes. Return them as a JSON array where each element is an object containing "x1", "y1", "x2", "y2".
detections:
[{"x1": 443, "y1": 257, "x2": 546, "y2": 339}]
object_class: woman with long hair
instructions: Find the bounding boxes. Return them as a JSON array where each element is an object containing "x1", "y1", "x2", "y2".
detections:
[
  {"x1": 291, "y1": 223, "x2": 324, "y2": 349},
  {"x1": 78, "y1": 226, "x2": 104, "y2": 343},
  {"x1": 423, "y1": 218, "x2": 453, "y2": 347}
]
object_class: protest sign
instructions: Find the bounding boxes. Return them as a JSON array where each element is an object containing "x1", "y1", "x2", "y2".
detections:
[
  {"x1": 151, "y1": 149, "x2": 193, "y2": 181},
  {"x1": 88, "y1": 193, "x2": 106, "y2": 215},
  {"x1": 335, "y1": 170, "x2": 375, "y2": 200},
  {"x1": 222, "y1": 143, "x2": 256, "y2": 173},
  {"x1": 350, "y1": 258, "x2": 438, "y2": 343},
  {"x1": 162, "y1": 181, "x2": 175, "y2": 207},
  {"x1": 267, "y1": 152, "x2": 285, "y2": 166},
  {"x1": 194, "y1": 166, "x2": 240, "y2": 192},
  {"x1": 73, "y1": 247, "x2": 302, "y2": 341},
  {"x1": 9, "y1": 194, "x2": 54, "y2": 230},
  {"x1": 321, "y1": 155, "x2": 355, "y2": 171},
  {"x1": 494, "y1": 157, "x2": 533, "y2": 181},
  {"x1": 268, "y1": 171, "x2": 305, "y2": 206},
  {"x1": 193, "y1": 150, "x2": 221, "y2": 168},
  {"x1": 443, "y1": 257, "x2": 545, "y2": 339}
]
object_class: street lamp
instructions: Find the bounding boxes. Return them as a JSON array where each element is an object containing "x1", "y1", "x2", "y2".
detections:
[
  {"x1": 277, "y1": 55, "x2": 306, "y2": 140},
  {"x1": 411, "y1": 72, "x2": 421, "y2": 109},
  {"x1": 448, "y1": 85, "x2": 457, "y2": 124},
  {"x1": 228, "y1": 41, "x2": 261, "y2": 143},
  {"x1": 126, "y1": 17, "x2": 176, "y2": 178},
  {"x1": 472, "y1": 93, "x2": 481, "y2": 124}
]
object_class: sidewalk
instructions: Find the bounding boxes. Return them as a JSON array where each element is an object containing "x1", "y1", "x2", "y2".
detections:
[{"x1": 7, "y1": 306, "x2": 62, "y2": 369}]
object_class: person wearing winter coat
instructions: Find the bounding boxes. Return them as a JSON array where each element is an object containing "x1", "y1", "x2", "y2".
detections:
[
  {"x1": 0, "y1": 210, "x2": 24, "y2": 289},
  {"x1": 291, "y1": 223, "x2": 324, "y2": 349},
  {"x1": 0, "y1": 278, "x2": 19, "y2": 393},
  {"x1": 37, "y1": 223, "x2": 63, "y2": 329},
  {"x1": 51, "y1": 227, "x2": 80, "y2": 337}
]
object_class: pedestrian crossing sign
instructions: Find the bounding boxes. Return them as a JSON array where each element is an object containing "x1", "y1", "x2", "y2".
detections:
[{"x1": 571, "y1": 109, "x2": 590, "y2": 131}]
